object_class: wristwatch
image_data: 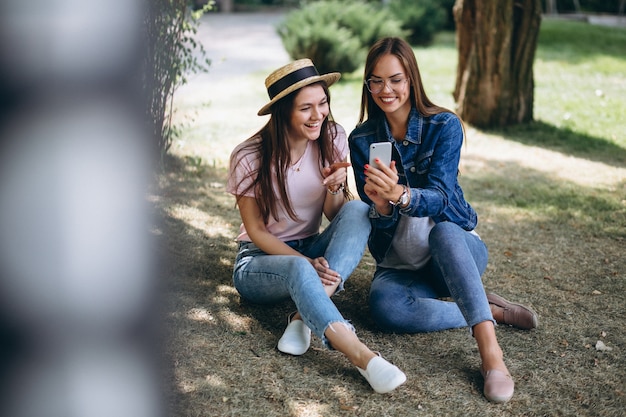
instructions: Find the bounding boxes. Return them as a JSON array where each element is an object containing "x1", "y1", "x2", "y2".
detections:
[{"x1": 389, "y1": 185, "x2": 409, "y2": 207}]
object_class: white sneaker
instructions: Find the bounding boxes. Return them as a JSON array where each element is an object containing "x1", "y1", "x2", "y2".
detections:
[
  {"x1": 357, "y1": 354, "x2": 407, "y2": 394},
  {"x1": 277, "y1": 314, "x2": 311, "y2": 356}
]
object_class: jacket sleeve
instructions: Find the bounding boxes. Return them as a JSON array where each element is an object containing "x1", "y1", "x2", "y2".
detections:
[
  {"x1": 400, "y1": 115, "x2": 463, "y2": 219},
  {"x1": 348, "y1": 126, "x2": 398, "y2": 262}
]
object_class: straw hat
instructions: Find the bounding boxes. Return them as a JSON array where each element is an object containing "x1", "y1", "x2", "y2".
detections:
[{"x1": 258, "y1": 59, "x2": 341, "y2": 116}]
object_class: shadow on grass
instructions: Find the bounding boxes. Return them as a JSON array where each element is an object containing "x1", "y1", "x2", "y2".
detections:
[
  {"x1": 485, "y1": 120, "x2": 626, "y2": 168},
  {"x1": 462, "y1": 158, "x2": 626, "y2": 240}
]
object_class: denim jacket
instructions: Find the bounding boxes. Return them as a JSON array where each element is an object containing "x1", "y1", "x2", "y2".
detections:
[{"x1": 348, "y1": 107, "x2": 477, "y2": 263}]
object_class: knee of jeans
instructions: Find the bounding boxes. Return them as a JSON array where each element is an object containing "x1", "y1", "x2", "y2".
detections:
[
  {"x1": 429, "y1": 221, "x2": 463, "y2": 247},
  {"x1": 284, "y1": 256, "x2": 314, "y2": 275},
  {"x1": 342, "y1": 200, "x2": 370, "y2": 220},
  {"x1": 430, "y1": 221, "x2": 456, "y2": 238}
]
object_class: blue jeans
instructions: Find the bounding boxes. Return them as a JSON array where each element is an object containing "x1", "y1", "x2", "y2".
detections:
[
  {"x1": 233, "y1": 200, "x2": 371, "y2": 347},
  {"x1": 369, "y1": 221, "x2": 493, "y2": 333}
]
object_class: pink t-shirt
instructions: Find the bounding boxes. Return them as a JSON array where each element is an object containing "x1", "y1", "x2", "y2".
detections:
[{"x1": 227, "y1": 124, "x2": 347, "y2": 242}]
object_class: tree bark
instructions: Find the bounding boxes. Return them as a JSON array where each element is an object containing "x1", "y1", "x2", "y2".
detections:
[{"x1": 453, "y1": 0, "x2": 542, "y2": 128}]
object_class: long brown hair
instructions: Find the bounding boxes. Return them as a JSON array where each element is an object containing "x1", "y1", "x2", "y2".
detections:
[
  {"x1": 231, "y1": 81, "x2": 348, "y2": 224},
  {"x1": 358, "y1": 37, "x2": 452, "y2": 125}
]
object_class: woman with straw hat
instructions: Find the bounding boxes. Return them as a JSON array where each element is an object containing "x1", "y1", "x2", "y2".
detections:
[{"x1": 227, "y1": 59, "x2": 406, "y2": 394}]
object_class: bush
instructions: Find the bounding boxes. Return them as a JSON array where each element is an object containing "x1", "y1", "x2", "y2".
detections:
[
  {"x1": 387, "y1": 0, "x2": 448, "y2": 45},
  {"x1": 143, "y1": 0, "x2": 211, "y2": 164},
  {"x1": 277, "y1": 1, "x2": 406, "y2": 74},
  {"x1": 543, "y1": 0, "x2": 624, "y2": 14}
]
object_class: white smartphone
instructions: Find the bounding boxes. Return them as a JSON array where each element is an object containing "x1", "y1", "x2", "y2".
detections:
[{"x1": 369, "y1": 142, "x2": 392, "y2": 169}]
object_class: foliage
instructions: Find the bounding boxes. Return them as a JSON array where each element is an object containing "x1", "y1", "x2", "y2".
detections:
[
  {"x1": 543, "y1": 0, "x2": 624, "y2": 13},
  {"x1": 234, "y1": 0, "x2": 299, "y2": 7},
  {"x1": 387, "y1": 0, "x2": 448, "y2": 45},
  {"x1": 440, "y1": 0, "x2": 458, "y2": 30},
  {"x1": 277, "y1": 1, "x2": 406, "y2": 74},
  {"x1": 143, "y1": 0, "x2": 211, "y2": 164}
]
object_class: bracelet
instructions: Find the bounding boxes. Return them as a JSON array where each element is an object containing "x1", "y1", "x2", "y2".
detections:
[{"x1": 327, "y1": 183, "x2": 345, "y2": 195}]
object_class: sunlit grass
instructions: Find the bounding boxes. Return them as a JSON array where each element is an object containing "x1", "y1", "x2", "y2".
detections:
[{"x1": 531, "y1": 19, "x2": 626, "y2": 148}]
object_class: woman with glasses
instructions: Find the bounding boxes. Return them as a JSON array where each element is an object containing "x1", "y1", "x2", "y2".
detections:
[
  {"x1": 348, "y1": 37, "x2": 538, "y2": 403},
  {"x1": 227, "y1": 59, "x2": 406, "y2": 393}
]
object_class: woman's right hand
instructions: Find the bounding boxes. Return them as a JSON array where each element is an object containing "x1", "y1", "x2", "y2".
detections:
[
  {"x1": 309, "y1": 256, "x2": 341, "y2": 286},
  {"x1": 364, "y1": 160, "x2": 399, "y2": 214}
]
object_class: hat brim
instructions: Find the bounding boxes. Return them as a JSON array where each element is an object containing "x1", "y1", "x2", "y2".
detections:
[{"x1": 257, "y1": 72, "x2": 341, "y2": 116}]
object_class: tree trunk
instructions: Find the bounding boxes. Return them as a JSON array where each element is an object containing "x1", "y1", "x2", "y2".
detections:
[
  {"x1": 545, "y1": 0, "x2": 558, "y2": 14},
  {"x1": 453, "y1": 0, "x2": 542, "y2": 128}
]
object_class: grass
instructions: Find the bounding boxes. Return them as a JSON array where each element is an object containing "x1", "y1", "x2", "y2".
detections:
[{"x1": 157, "y1": 15, "x2": 626, "y2": 417}]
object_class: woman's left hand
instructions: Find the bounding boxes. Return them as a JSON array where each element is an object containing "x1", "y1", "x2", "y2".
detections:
[
  {"x1": 364, "y1": 160, "x2": 401, "y2": 200},
  {"x1": 310, "y1": 256, "x2": 341, "y2": 286}
]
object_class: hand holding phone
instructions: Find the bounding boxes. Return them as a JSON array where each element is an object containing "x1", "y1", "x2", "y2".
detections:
[{"x1": 369, "y1": 142, "x2": 392, "y2": 169}]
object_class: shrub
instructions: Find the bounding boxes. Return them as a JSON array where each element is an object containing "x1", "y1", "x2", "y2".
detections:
[
  {"x1": 143, "y1": 0, "x2": 211, "y2": 164},
  {"x1": 543, "y1": 0, "x2": 624, "y2": 14},
  {"x1": 387, "y1": 0, "x2": 448, "y2": 45},
  {"x1": 277, "y1": 1, "x2": 406, "y2": 74}
]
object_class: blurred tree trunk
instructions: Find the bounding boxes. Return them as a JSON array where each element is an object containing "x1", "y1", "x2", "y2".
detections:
[{"x1": 452, "y1": 0, "x2": 542, "y2": 128}]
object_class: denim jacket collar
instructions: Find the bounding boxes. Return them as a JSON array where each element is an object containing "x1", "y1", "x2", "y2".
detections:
[{"x1": 382, "y1": 107, "x2": 423, "y2": 145}]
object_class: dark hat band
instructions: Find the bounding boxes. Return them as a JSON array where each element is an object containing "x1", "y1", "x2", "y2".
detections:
[{"x1": 267, "y1": 66, "x2": 320, "y2": 99}]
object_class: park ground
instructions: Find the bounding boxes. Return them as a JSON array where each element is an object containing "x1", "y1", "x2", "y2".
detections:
[{"x1": 154, "y1": 12, "x2": 626, "y2": 417}]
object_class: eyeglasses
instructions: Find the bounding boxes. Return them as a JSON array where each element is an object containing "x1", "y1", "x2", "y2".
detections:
[{"x1": 364, "y1": 77, "x2": 408, "y2": 94}]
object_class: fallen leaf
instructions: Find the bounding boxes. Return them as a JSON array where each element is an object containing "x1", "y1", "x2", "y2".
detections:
[{"x1": 339, "y1": 405, "x2": 359, "y2": 411}]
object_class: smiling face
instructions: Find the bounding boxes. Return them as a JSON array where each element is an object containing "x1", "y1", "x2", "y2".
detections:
[
  {"x1": 287, "y1": 83, "x2": 329, "y2": 142},
  {"x1": 370, "y1": 54, "x2": 411, "y2": 118}
]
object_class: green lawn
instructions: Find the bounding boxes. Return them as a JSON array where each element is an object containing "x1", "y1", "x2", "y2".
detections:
[{"x1": 333, "y1": 19, "x2": 626, "y2": 165}]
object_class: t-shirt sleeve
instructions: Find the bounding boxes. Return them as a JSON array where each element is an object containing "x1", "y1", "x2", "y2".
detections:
[{"x1": 226, "y1": 144, "x2": 258, "y2": 198}]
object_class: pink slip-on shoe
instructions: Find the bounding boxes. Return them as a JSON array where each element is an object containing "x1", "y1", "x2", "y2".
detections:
[
  {"x1": 481, "y1": 367, "x2": 514, "y2": 403},
  {"x1": 487, "y1": 293, "x2": 539, "y2": 330}
]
